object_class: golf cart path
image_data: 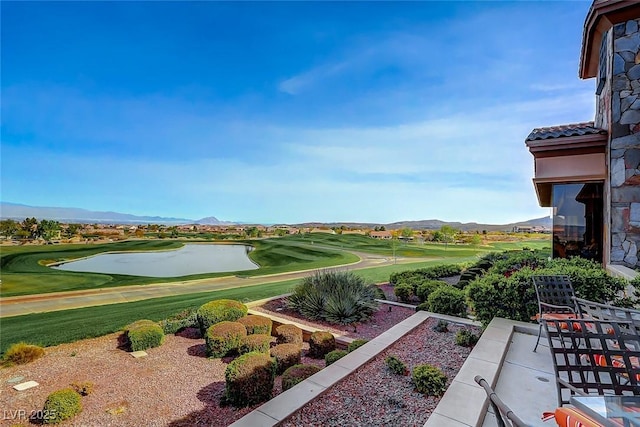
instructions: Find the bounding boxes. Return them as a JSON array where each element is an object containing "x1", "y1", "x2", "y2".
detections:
[{"x1": 0, "y1": 250, "x2": 434, "y2": 318}]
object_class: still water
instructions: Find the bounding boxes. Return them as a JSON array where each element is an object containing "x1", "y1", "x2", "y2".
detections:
[{"x1": 53, "y1": 244, "x2": 259, "y2": 277}]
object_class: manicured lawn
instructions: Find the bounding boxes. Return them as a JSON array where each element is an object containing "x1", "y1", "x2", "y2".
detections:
[
  {"x1": 0, "y1": 239, "x2": 357, "y2": 297},
  {"x1": 0, "y1": 279, "x2": 300, "y2": 355}
]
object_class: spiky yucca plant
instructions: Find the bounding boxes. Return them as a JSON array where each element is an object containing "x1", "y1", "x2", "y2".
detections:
[{"x1": 288, "y1": 270, "x2": 379, "y2": 325}]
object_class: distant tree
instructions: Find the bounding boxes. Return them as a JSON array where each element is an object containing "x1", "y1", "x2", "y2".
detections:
[
  {"x1": 0, "y1": 219, "x2": 19, "y2": 238},
  {"x1": 65, "y1": 223, "x2": 81, "y2": 238},
  {"x1": 245, "y1": 226, "x2": 259, "y2": 238},
  {"x1": 432, "y1": 230, "x2": 444, "y2": 242},
  {"x1": 275, "y1": 229, "x2": 287, "y2": 237},
  {"x1": 21, "y1": 217, "x2": 40, "y2": 239},
  {"x1": 38, "y1": 219, "x2": 61, "y2": 241},
  {"x1": 135, "y1": 229, "x2": 145, "y2": 238},
  {"x1": 439, "y1": 225, "x2": 459, "y2": 250},
  {"x1": 470, "y1": 234, "x2": 482, "y2": 246},
  {"x1": 400, "y1": 228, "x2": 413, "y2": 238},
  {"x1": 379, "y1": 225, "x2": 386, "y2": 231},
  {"x1": 169, "y1": 226, "x2": 179, "y2": 238}
]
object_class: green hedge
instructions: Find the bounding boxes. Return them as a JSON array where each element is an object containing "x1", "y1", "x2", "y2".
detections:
[
  {"x1": 281, "y1": 364, "x2": 321, "y2": 391},
  {"x1": 42, "y1": 388, "x2": 82, "y2": 424},
  {"x1": 239, "y1": 334, "x2": 272, "y2": 355},
  {"x1": 205, "y1": 321, "x2": 247, "y2": 358},
  {"x1": 125, "y1": 320, "x2": 165, "y2": 351},
  {"x1": 224, "y1": 352, "x2": 276, "y2": 407},
  {"x1": 427, "y1": 287, "x2": 467, "y2": 318},
  {"x1": 197, "y1": 299, "x2": 248, "y2": 335}
]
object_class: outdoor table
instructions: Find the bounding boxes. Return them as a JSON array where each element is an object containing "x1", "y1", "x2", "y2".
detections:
[{"x1": 571, "y1": 396, "x2": 640, "y2": 427}]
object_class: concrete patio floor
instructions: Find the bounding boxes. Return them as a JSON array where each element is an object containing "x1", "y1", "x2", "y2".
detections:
[{"x1": 481, "y1": 326, "x2": 558, "y2": 427}]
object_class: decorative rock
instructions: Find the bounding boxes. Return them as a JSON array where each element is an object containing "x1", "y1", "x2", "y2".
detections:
[
  {"x1": 613, "y1": 92, "x2": 622, "y2": 122},
  {"x1": 614, "y1": 53, "x2": 626, "y2": 75},
  {"x1": 621, "y1": 109, "x2": 640, "y2": 125},
  {"x1": 621, "y1": 90, "x2": 633, "y2": 98},
  {"x1": 612, "y1": 158, "x2": 627, "y2": 186},
  {"x1": 7, "y1": 376, "x2": 25, "y2": 384},
  {"x1": 631, "y1": 99, "x2": 640, "y2": 110},
  {"x1": 612, "y1": 148, "x2": 626, "y2": 159},
  {"x1": 615, "y1": 23, "x2": 626, "y2": 38},
  {"x1": 613, "y1": 233, "x2": 624, "y2": 247},
  {"x1": 613, "y1": 207, "x2": 628, "y2": 230},
  {"x1": 623, "y1": 240, "x2": 631, "y2": 253},
  {"x1": 611, "y1": 248, "x2": 626, "y2": 262},
  {"x1": 627, "y1": 20, "x2": 639, "y2": 36},
  {"x1": 612, "y1": 186, "x2": 640, "y2": 203},
  {"x1": 637, "y1": 52, "x2": 640, "y2": 65},
  {"x1": 621, "y1": 52, "x2": 636, "y2": 63},
  {"x1": 131, "y1": 350, "x2": 147, "y2": 358},
  {"x1": 632, "y1": 80, "x2": 640, "y2": 93},
  {"x1": 13, "y1": 381, "x2": 38, "y2": 391},
  {"x1": 628, "y1": 64, "x2": 640, "y2": 81},
  {"x1": 611, "y1": 134, "x2": 640, "y2": 149},
  {"x1": 622, "y1": 95, "x2": 638, "y2": 111},
  {"x1": 615, "y1": 33, "x2": 640, "y2": 53},
  {"x1": 627, "y1": 149, "x2": 640, "y2": 168},
  {"x1": 613, "y1": 76, "x2": 632, "y2": 92},
  {"x1": 631, "y1": 203, "x2": 640, "y2": 226}
]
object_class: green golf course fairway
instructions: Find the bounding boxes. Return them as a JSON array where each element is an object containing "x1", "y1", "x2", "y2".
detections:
[{"x1": 0, "y1": 237, "x2": 550, "y2": 354}]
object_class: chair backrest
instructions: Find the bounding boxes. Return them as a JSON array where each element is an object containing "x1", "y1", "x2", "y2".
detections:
[
  {"x1": 543, "y1": 318, "x2": 640, "y2": 406},
  {"x1": 573, "y1": 297, "x2": 640, "y2": 335},
  {"x1": 532, "y1": 275, "x2": 578, "y2": 315},
  {"x1": 474, "y1": 375, "x2": 528, "y2": 427}
]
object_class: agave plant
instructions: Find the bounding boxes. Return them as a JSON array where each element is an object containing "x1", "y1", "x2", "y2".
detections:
[{"x1": 288, "y1": 270, "x2": 379, "y2": 325}]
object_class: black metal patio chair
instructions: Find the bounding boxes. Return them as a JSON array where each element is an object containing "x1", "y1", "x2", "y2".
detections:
[
  {"x1": 474, "y1": 375, "x2": 529, "y2": 427},
  {"x1": 532, "y1": 275, "x2": 581, "y2": 352},
  {"x1": 573, "y1": 297, "x2": 640, "y2": 336},
  {"x1": 543, "y1": 318, "x2": 640, "y2": 407}
]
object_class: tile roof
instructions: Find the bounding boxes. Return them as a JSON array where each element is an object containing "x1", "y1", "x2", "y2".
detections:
[{"x1": 525, "y1": 122, "x2": 607, "y2": 141}]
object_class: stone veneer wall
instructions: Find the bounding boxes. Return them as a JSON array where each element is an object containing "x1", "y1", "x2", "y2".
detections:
[{"x1": 610, "y1": 19, "x2": 640, "y2": 268}]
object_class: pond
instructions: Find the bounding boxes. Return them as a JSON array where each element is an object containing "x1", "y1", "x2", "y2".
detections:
[{"x1": 53, "y1": 244, "x2": 259, "y2": 277}]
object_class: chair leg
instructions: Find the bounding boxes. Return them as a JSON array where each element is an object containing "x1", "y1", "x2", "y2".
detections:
[{"x1": 533, "y1": 323, "x2": 542, "y2": 352}]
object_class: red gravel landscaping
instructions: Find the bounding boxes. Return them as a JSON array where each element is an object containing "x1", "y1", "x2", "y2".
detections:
[
  {"x1": 280, "y1": 317, "x2": 481, "y2": 427},
  {"x1": 253, "y1": 297, "x2": 416, "y2": 340}
]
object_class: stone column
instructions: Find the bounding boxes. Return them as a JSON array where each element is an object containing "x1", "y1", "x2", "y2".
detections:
[{"x1": 610, "y1": 19, "x2": 640, "y2": 269}]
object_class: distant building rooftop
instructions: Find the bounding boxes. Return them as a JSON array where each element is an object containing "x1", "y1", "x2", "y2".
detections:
[{"x1": 525, "y1": 122, "x2": 607, "y2": 141}]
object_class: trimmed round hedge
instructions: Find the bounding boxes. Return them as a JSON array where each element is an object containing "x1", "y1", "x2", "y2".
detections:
[
  {"x1": 275, "y1": 324, "x2": 303, "y2": 346},
  {"x1": 308, "y1": 331, "x2": 335, "y2": 359},
  {"x1": 270, "y1": 344, "x2": 301, "y2": 374},
  {"x1": 282, "y1": 364, "x2": 321, "y2": 391},
  {"x1": 42, "y1": 388, "x2": 82, "y2": 424},
  {"x1": 239, "y1": 334, "x2": 272, "y2": 355},
  {"x1": 224, "y1": 352, "x2": 276, "y2": 407},
  {"x1": 238, "y1": 315, "x2": 273, "y2": 335},
  {"x1": 125, "y1": 320, "x2": 165, "y2": 352},
  {"x1": 206, "y1": 321, "x2": 247, "y2": 358},
  {"x1": 412, "y1": 364, "x2": 447, "y2": 396},
  {"x1": 197, "y1": 299, "x2": 248, "y2": 335}
]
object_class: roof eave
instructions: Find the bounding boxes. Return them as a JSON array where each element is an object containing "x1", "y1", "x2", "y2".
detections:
[
  {"x1": 525, "y1": 133, "x2": 608, "y2": 153},
  {"x1": 579, "y1": 0, "x2": 640, "y2": 79}
]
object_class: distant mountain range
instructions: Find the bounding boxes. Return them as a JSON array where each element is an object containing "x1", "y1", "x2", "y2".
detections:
[
  {"x1": 291, "y1": 216, "x2": 551, "y2": 232},
  {"x1": 0, "y1": 202, "x2": 232, "y2": 225},
  {"x1": 0, "y1": 201, "x2": 551, "y2": 231}
]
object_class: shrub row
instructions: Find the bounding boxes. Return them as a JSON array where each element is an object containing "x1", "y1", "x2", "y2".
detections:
[
  {"x1": 197, "y1": 299, "x2": 248, "y2": 335},
  {"x1": 159, "y1": 309, "x2": 198, "y2": 334},
  {"x1": 224, "y1": 352, "x2": 276, "y2": 407}
]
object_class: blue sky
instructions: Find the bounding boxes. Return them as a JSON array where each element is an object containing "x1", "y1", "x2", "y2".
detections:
[{"x1": 2, "y1": 1, "x2": 597, "y2": 224}]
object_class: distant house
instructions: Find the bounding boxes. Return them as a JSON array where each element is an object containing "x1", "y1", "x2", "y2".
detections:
[
  {"x1": 512, "y1": 226, "x2": 533, "y2": 233},
  {"x1": 525, "y1": 0, "x2": 639, "y2": 276},
  {"x1": 370, "y1": 230, "x2": 392, "y2": 240}
]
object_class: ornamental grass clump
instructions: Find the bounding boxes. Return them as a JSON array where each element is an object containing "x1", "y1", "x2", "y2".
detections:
[
  {"x1": 270, "y1": 344, "x2": 302, "y2": 374},
  {"x1": 224, "y1": 352, "x2": 276, "y2": 407},
  {"x1": 412, "y1": 364, "x2": 447, "y2": 396},
  {"x1": 281, "y1": 364, "x2": 321, "y2": 391},
  {"x1": 288, "y1": 270, "x2": 379, "y2": 325},
  {"x1": 238, "y1": 315, "x2": 273, "y2": 335},
  {"x1": 308, "y1": 331, "x2": 335, "y2": 358},
  {"x1": 197, "y1": 299, "x2": 248, "y2": 335},
  {"x1": 125, "y1": 320, "x2": 165, "y2": 352},
  {"x1": 42, "y1": 388, "x2": 82, "y2": 424},
  {"x1": 3, "y1": 342, "x2": 45, "y2": 365},
  {"x1": 239, "y1": 334, "x2": 272, "y2": 355},
  {"x1": 325, "y1": 349, "x2": 347, "y2": 366},
  {"x1": 276, "y1": 324, "x2": 303, "y2": 346},
  {"x1": 206, "y1": 321, "x2": 247, "y2": 358}
]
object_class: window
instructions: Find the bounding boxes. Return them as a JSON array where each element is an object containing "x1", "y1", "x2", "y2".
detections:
[{"x1": 552, "y1": 183, "x2": 603, "y2": 263}]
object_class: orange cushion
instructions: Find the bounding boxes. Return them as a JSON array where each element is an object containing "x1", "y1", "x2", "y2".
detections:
[{"x1": 552, "y1": 407, "x2": 605, "y2": 427}]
